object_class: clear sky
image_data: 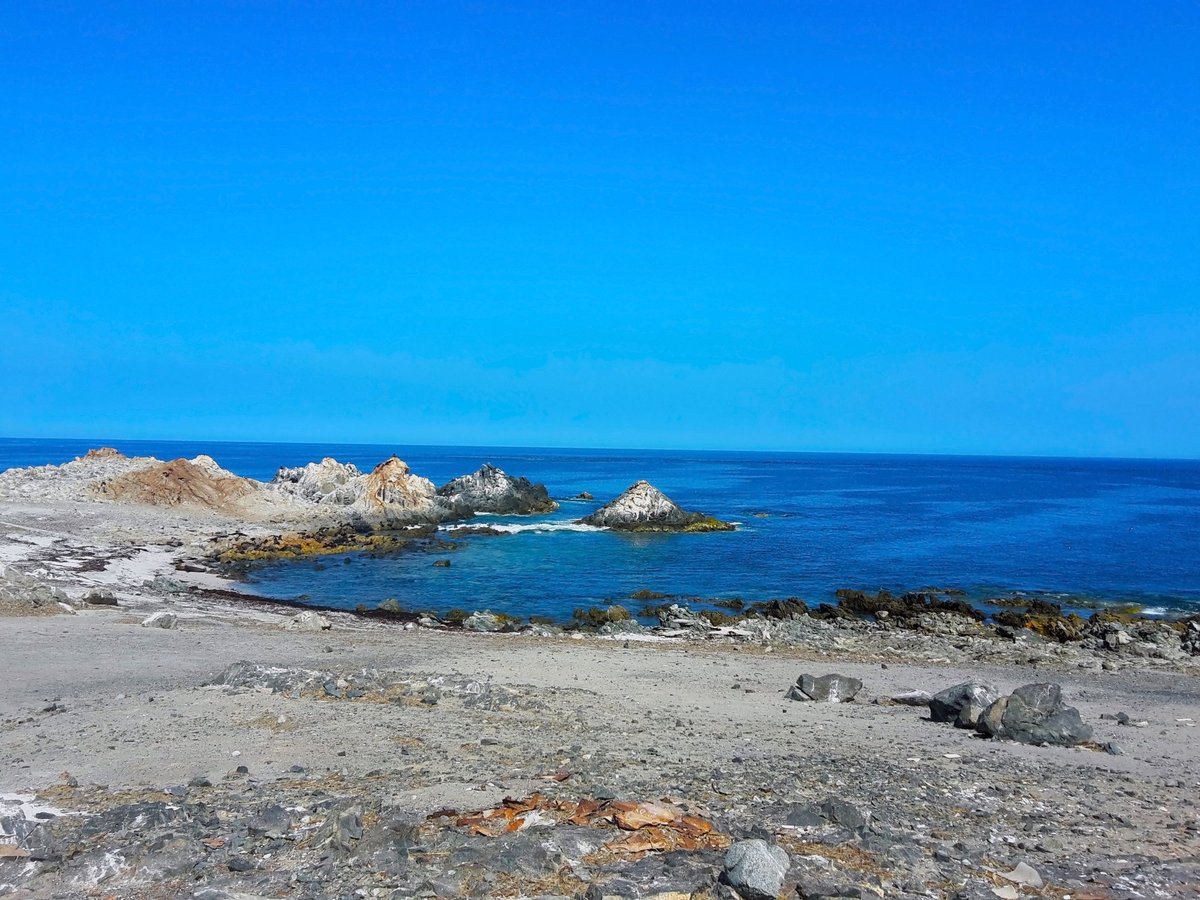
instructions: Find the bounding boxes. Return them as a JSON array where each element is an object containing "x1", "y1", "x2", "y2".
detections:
[{"x1": 2, "y1": 2, "x2": 1197, "y2": 457}]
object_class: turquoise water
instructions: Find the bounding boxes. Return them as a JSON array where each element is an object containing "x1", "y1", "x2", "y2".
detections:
[{"x1": 2, "y1": 438, "x2": 1198, "y2": 619}]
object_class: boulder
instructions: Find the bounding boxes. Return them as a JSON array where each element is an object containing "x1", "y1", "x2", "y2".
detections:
[
  {"x1": 463, "y1": 611, "x2": 506, "y2": 632},
  {"x1": 83, "y1": 589, "x2": 118, "y2": 606},
  {"x1": 285, "y1": 611, "x2": 332, "y2": 632},
  {"x1": 722, "y1": 839, "x2": 789, "y2": 900},
  {"x1": 788, "y1": 673, "x2": 863, "y2": 702},
  {"x1": 929, "y1": 682, "x2": 1000, "y2": 727},
  {"x1": 141, "y1": 611, "x2": 179, "y2": 629},
  {"x1": 437, "y1": 464, "x2": 557, "y2": 515},
  {"x1": 977, "y1": 683, "x2": 1093, "y2": 746},
  {"x1": 580, "y1": 481, "x2": 732, "y2": 532}
]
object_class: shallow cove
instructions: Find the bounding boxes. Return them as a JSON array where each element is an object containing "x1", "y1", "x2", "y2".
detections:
[
  {"x1": 202, "y1": 444, "x2": 1200, "y2": 622},
  {"x1": 3, "y1": 439, "x2": 1198, "y2": 620}
]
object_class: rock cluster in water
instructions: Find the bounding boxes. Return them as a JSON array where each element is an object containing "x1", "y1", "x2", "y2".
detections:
[
  {"x1": 0, "y1": 449, "x2": 735, "y2": 535},
  {"x1": 579, "y1": 480, "x2": 733, "y2": 532},
  {"x1": 437, "y1": 463, "x2": 558, "y2": 515}
]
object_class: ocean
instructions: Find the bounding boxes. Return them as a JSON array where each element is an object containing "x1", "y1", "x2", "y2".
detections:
[{"x1": 2, "y1": 437, "x2": 1198, "y2": 620}]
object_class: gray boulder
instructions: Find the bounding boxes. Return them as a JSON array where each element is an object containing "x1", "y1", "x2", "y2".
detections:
[
  {"x1": 463, "y1": 610, "x2": 506, "y2": 632},
  {"x1": 977, "y1": 683, "x2": 1093, "y2": 746},
  {"x1": 722, "y1": 838, "x2": 789, "y2": 900},
  {"x1": 929, "y1": 682, "x2": 1000, "y2": 727},
  {"x1": 788, "y1": 673, "x2": 863, "y2": 702},
  {"x1": 285, "y1": 610, "x2": 331, "y2": 631},
  {"x1": 141, "y1": 611, "x2": 178, "y2": 629},
  {"x1": 437, "y1": 464, "x2": 557, "y2": 515}
]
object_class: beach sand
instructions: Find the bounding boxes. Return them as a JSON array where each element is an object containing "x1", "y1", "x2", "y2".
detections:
[{"x1": 2, "y1": 496, "x2": 1198, "y2": 898}]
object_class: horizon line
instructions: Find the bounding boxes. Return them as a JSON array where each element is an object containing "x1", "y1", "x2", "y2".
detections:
[{"x1": 1, "y1": 433, "x2": 1196, "y2": 465}]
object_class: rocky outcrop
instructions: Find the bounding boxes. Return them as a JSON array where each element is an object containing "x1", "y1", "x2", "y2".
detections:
[
  {"x1": 271, "y1": 458, "x2": 362, "y2": 504},
  {"x1": 437, "y1": 464, "x2": 557, "y2": 515},
  {"x1": 352, "y1": 457, "x2": 466, "y2": 525},
  {"x1": 580, "y1": 481, "x2": 733, "y2": 532},
  {"x1": 91, "y1": 457, "x2": 261, "y2": 515},
  {"x1": 0, "y1": 567, "x2": 70, "y2": 616},
  {"x1": 269, "y1": 456, "x2": 465, "y2": 525}
]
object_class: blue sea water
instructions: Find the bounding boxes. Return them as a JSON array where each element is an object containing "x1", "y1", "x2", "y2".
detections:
[{"x1": 2, "y1": 437, "x2": 1198, "y2": 620}]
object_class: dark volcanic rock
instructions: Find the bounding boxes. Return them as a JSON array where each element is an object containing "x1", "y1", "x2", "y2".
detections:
[
  {"x1": 437, "y1": 463, "x2": 558, "y2": 515},
  {"x1": 929, "y1": 682, "x2": 1001, "y2": 728},
  {"x1": 836, "y1": 588, "x2": 985, "y2": 623},
  {"x1": 977, "y1": 683, "x2": 1093, "y2": 746},
  {"x1": 788, "y1": 673, "x2": 863, "y2": 703}
]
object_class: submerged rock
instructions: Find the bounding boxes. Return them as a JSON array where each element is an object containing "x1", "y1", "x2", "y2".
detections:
[
  {"x1": 580, "y1": 480, "x2": 732, "y2": 532},
  {"x1": 437, "y1": 463, "x2": 557, "y2": 515}
]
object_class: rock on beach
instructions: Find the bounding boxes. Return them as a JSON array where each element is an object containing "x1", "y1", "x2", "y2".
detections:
[
  {"x1": 722, "y1": 839, "x2": 790, "y2": 900},
  {"x1": 977, "y1": 682, "x2": 1093, "y2": 746},
  {"x1": 787, "y1": 673, "x2": 863, "y2": 702}
]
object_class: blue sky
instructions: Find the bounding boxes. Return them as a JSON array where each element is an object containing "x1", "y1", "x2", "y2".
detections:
[{"x1": 2, "y1": 2, "x2": 1197, "y2": 456}]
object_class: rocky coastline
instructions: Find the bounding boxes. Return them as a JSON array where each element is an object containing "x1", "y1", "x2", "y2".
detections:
[{"x1": 1, "y1": 449, "x2": 1199, "y2": 898}]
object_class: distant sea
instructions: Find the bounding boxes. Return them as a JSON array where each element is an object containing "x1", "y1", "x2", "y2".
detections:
[{"x1": 2, "y1": 437, "x2": 1198, "y2": 620}]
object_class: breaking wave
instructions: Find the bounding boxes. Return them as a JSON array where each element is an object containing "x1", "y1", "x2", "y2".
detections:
[{"x1": 443, "y1": 521, "x2": 605, "y2": 535}]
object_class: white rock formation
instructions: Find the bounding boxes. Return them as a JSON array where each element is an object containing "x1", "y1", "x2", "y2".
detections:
[
  {"x1": 271, "y1": 458, "x2": 362, "y2": 504},
  {"x1": 581, "y1": 480, "x2": 728, "y2": 531}
]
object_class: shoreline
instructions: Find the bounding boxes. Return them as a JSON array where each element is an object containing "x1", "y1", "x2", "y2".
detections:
[{"x1": 2, "y1": 491, "x2": 1200, "y2": 897}]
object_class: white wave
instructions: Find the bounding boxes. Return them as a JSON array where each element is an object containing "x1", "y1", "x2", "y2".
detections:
[
  {"x1": 1140, "y1": 606, "x2": 1168, "y2": 617},
  {"x1": 443, "y1": 522, "x2": 605, "y2": 535}
]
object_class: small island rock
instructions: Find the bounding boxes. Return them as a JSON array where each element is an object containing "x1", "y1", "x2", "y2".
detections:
[{"x1": 580, "y1": 480, "x2": 732, "y2": 532}]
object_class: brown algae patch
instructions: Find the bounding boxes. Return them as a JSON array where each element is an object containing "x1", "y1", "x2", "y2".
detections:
[{"x1": 214, "y1": 525, "x2": 442, "y2": 561}]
